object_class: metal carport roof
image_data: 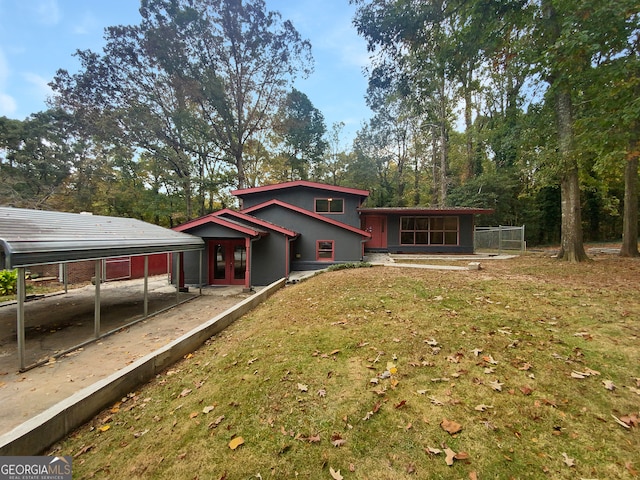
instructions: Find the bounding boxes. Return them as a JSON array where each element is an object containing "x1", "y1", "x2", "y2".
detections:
[
  {"x1": 0, "y1": 207, "x2": 204, "y2": 371},
  {"x1": 0, "y1": 207, "x2": 204, "y2": 269}
]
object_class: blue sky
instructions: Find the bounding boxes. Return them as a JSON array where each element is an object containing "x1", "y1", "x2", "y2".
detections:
[{"x1": 0, "y1": 0, "x2": 372, "y2": 145}]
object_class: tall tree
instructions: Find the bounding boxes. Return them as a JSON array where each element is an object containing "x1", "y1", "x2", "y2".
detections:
[
  {"x1": 51, "y1": 0, "x2": 312, "y2": 219},
  {"x1": 272, "y1": 88, "x2": 327, "y2": 181}
]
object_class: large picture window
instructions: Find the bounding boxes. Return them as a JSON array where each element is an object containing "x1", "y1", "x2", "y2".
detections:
[
  {"x1": 400, "y1": 216, "x2": 459, "y2": 245},
  {"x1": 315, "y1": 198, "x2": 344, "y2": 213},
  {"x1": 316, "y1": 240, "x2": 335, "y2": 261}
]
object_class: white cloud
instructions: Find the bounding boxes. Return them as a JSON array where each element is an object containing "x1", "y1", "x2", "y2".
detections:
[
  {"x1": 0, "y1": 92, "x2": 17, "y2": 116},
  {"x1": 23, "y1": 72, "x2": 53, "y2": 100},
  {"x1": 31, "y1": 0, "x2": 62, "y2": 26},
  {"x1": 73, "y1": 12, "x2": 98, "y2": 35}
]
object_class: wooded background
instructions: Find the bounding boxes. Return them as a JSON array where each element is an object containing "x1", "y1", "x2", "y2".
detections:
[{"x1": 1, "y1": 0, "x2": 638, "y2": 259}]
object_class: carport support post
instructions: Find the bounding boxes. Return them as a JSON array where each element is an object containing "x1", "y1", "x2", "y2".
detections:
[
  {"x1": 176, "y1": 252, "x2": 181, "y2": 304},
  {"x1": 94, "y1": 260, "x2": 101, "y2": 338},
  {"x1": 17, "y1": 267, "x2": 26, "y2": 371},
  {"x1": 143, "y1": 255, "x2": 149, "y2": 318}
]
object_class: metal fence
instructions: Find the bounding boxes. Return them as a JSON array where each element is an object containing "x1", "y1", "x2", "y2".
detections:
[{"x1": 474, "y1": 225, "x2": 526, "y2": 253}]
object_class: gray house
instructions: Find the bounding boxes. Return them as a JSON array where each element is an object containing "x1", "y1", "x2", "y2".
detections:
[
  {"x1": 174, "y1": 181, "x2": 371, "y2": 290},
  {"x1": 174, "y1": 180, "x2": 492, "y2": 289}
]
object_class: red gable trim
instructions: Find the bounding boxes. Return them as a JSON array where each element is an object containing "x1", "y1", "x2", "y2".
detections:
[
  {"x1": 232, "y1": 180, "x2": 369, "y2": 198},
  {"x1": 213, "y1": 209, "x2": 298, "y2": 238},
  {"x1": 359, "y1": 207, "x2": 494, "y2": 215},
  {"x1": 173, "y1": 213, "x2": 265, "y2": 237},
  {"x1": 242, "y1": 199, "x2": 371, "y2": 238}
]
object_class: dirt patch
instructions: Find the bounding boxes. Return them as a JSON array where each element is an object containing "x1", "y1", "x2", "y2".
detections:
[{"x1": 0, "y1": 278, "x2": 252, "y2": 435}]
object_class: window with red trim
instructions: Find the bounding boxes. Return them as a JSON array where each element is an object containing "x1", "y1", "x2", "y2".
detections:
[
  {"x1": 316, "y1": 240, "x2": 334, "y2": 261},
  {"x1": 315, "y1": 198, "x2": 344, "y2": 213}
]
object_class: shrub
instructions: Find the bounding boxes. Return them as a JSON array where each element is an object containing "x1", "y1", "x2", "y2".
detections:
[
  {"x1": 0, "y1": 269, "x2": 18, "y2": 296},
  {"x1": 326, "y1": 261, "x2": 372, "y2": 271}
]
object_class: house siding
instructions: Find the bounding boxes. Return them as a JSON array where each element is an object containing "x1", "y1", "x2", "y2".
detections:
[
  {"x1": 384, "y1": 214, "x2": 476, "y2": 254},
  {"x1": 239, "y1": 186, "x2": 363, "y2": 228},
  {"x1": 249, "y1": 205, "x2": 364, "y2": 270}
]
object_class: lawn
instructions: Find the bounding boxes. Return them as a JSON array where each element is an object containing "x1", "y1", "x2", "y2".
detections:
[{"x1": 49, "y1": 254, "x2": 640, "y2": 479}]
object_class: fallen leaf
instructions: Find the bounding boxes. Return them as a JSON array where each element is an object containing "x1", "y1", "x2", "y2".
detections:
[
  {"x1": 471, "y1": 348, "x2": 483, "y2": 356},
  {"x1": 489, "y1": 379, "x2": 504, "y2": 391},
  {"x1": 179, "y1": 388, "x2": 192, "y2": 397},
  {"x1": 329, "y1": 467, "x2": 343, "y2": 480},
  {"x1": 455, "y1": 451, "x2": 470, "y2": 461},
  {"x1": 520, "y1": 385, "x2": 533, "y2": 395},
  {"x1": 177, "y1": 452, "x2": 187, "y2": 460},
  {"x1": 417, "y1": 389, "x2": 427, "y2": 395},
  {"x1": 441, "y1": 418, "x2": 463, "y2": 435},
  {"x1": 297, "y1": 383, "x2": 308, "y2": 392},
  {"x1": 425, "y1": 446, "x2": 442, "y2": 455},
  {"x1": 519, "y1": 362, "x2": 533, "y2": 371},
  {"x1": 307, "y1": 433, "x2": 321, "y2": 443},
  {"x1": 561, "y1": 452, "x2": 575, "y2": 467},
  {"x1": 619, "y1": 413, "x2": 639, "y2": 428},
  {"x1": 189, "y1": 412, "x2": 199, "y2": 419},
  {"x1": 612, "y1": 414, "x2": 632, "y2": 429},
  {"x1": 133, "y1": 429, "x2": 149, "y2": 438},
  {"x1": 98, "y1": 425, "x2": 110, "y2": 432},
  {"x1": 73, "y1": 444, "x2": 94, "y2": 458},
  {"x1": 228, "y1": 437, "x2": 244, "y2": 450},
  {"x1": 602, "y1": 380, "x2": 616, "y2": 391},
  {"x1": 203, "y1": 405, "x2": 215, "y2": 414},
  {"x1": 444, "y1": 447, "x2": 456, "y2": 466},
  {"x1": 331, "y1": 433, "x2": 346, "y2": 447},
  {"x1": 483, "y1": 355, "x2": 498, "y2": 365},
  {"x1": 474, "y1": 404, "x2": 493, "y2": 412},
  {"x1": 469, "y1": 472, "x2": 478, "y2": 480},
  {"x1": 208, "y1": 415, "x2": 225, "y2": 429},
  {"x1": 425, "y1": 338, "x2": 438, "y2": 346},
  {"x1": 395, "y1": 400, "x2": 407, "y2": 409}
]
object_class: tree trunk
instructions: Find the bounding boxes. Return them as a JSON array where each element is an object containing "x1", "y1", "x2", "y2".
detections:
[
  {"x1": 463, "y1": 67, "x2": 474, "y2": 182},
  {"x1": 620, "y1": 138, "x2": 639, "y2": 257},
  {"x1": 555, "y1": 89, "x2": 588, "y2": 262}
]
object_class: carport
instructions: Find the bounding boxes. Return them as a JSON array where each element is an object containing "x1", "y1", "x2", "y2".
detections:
[{"x1": 0, "y1": 207, "x2": 204, "y2": 371}]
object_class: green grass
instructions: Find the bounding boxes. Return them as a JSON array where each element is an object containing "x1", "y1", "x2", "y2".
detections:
[{"x1": 50, "y1": 255, "x2": 640, "y2": 479}]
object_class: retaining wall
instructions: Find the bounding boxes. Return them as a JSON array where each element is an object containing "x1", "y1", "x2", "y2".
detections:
[{"x1": 0, "y1": 278, "x2": 286, "y2": 455}]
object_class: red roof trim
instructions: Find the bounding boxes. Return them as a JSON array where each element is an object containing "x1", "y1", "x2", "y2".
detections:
[
  {"x1": 232, "y1": 180, "x2": 369, "y2": 198},
  {"x1": 359, "y1": 208, "x2": 494, "y2": 215},
  {"x1": 242, "y1": 199, "x2": 371, "y2": 238},
  {"x1": 173, "y1": 214, "x2": 265, "y2": 237},
  {"x1": 213, "y1": 209, "x2": 298, "y2": 237}
]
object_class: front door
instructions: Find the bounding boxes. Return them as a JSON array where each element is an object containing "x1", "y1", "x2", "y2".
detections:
[
  {"x1": 363, "y1": 215, "x2": 387, "y2": 249},
  {"x1": 209, "y1": 239, "x2": 247, "y2": 285}
]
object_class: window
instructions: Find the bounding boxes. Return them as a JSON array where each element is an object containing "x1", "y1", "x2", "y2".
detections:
[
  {"x1": 400, "y1": 216, "x2": 459, "y2": 245},
  {"x1": 315, "y1": 198, "x2": 344, "y2": 213},
  {"x1": 316, "y1": 240, "x2": 334, "y2": 261}
]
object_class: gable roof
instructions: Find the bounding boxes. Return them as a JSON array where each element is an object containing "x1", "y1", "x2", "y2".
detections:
[
  {"x1": 358, "y1": 207, "x2": 494, "y2": 215},
  {"x1": 242, "y1": 199, "x2": 371, "y2": 238},
  {"x1": 213, "y1": 209, "x2": 298, "y2": 237},
  {"x1": 173, "y1": 213, "x2": 267, "y2": 237},
  {"x1": 0, "y1": 207, "x2": 203, "y2": 269},
  {"x1": 232, "y1": 180, "x2": 369, "y2": 199}
]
